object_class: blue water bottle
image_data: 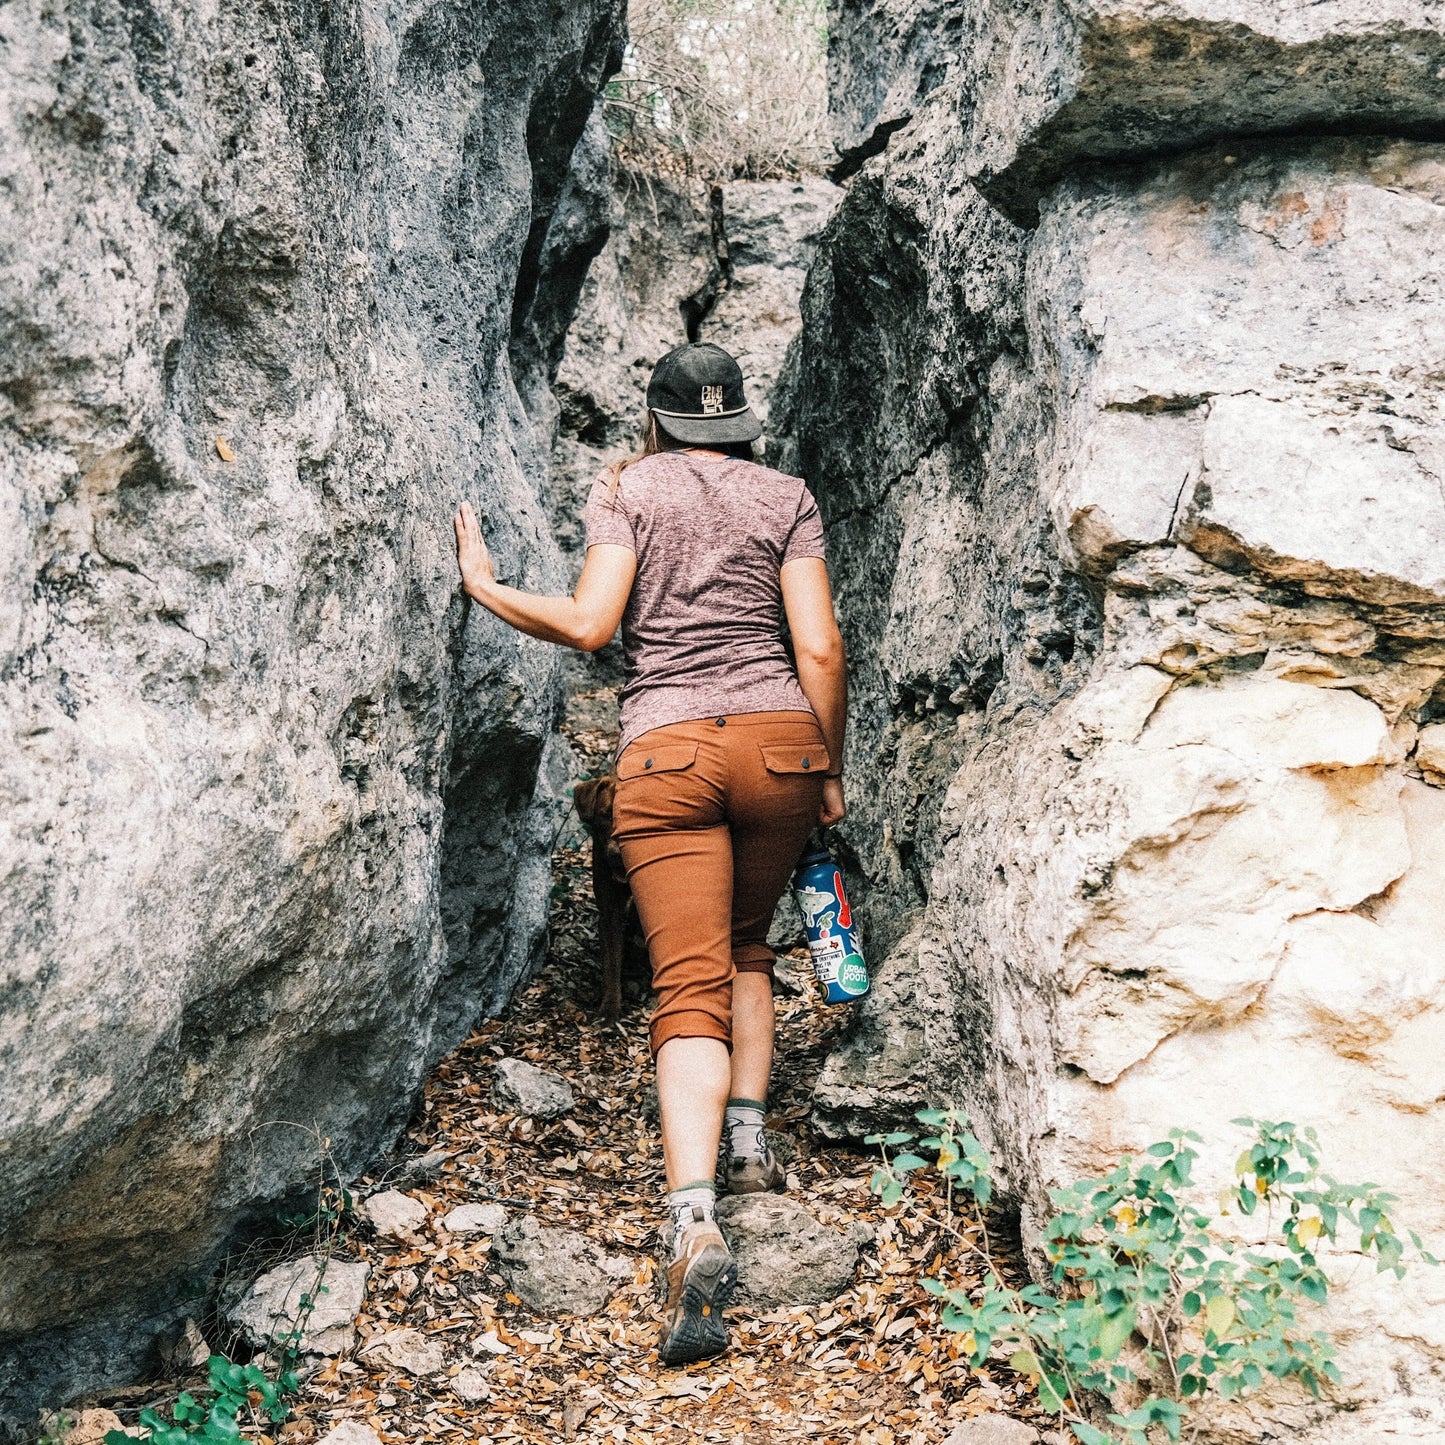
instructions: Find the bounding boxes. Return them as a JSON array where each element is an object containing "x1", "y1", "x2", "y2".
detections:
[{"x1": 792, "y1": 848, "x2": 870, "y2": 1003}]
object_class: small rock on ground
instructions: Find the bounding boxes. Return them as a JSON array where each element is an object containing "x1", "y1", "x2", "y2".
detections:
[
  {"x1": 494, "y1": 1214, "x2": 632, "y2": 1314},
  {"x1": 317, "y1": 1424, "x2": 384, "y2": 1445},
  {"x1": 715, "y1": 1194, "x2": 866, "y2": 1308},
  {"x1": 397, "y1": 1149, "x2": 450, "y2": 1182},
  {"x1": 361, "y1": 1327, "x2": 446, "y2": 1376},
  {"x1": 45, "y1": 1409, "x2": 126, "y2": 1445},
  {"x1": 228, "y1": 1255, "x2": 370, "y2": 1356},
  {"x1": 450, "y1": 1366, "x2": 489, "y2": 1402},
  {"x1": 442, "y1": 1201, "x2": 508, "y2": 1234},
  {"x1": 362, "y1": 1188, "x2": 427, "y2": 1237},
  {"x1": 492, "y1": 1057, "x2": 575, "y2": 1119},
  {"x1": 944, "y1": 1418, "x2": 1040, "y2": 1445}
]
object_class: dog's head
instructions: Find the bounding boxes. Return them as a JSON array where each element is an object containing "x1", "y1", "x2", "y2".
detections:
[{"x1": 573, "y1": 774, "x2": 617, "y2": 832}]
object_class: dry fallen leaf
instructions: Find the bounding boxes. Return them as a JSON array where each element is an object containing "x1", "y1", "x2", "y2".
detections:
[
  {"x1": 214, "y1": 436, "x2": 234, "y2": 461},
  {"x1": 128, "y1": 684, "x2": 1047, "y2": 1445}
]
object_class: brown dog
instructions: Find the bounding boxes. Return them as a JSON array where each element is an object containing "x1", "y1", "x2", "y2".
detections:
[{"x1": 573, "y1": 774, "x2": 640, "y2": 1018}]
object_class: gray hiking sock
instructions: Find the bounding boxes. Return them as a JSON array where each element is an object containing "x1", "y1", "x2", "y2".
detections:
[
  {"x1": 666, "y1": 1181, "x2": 717, "y2": 1254},
  {"x1": 725, "y1": 1098, "x2": 767, "y2": 1163}
]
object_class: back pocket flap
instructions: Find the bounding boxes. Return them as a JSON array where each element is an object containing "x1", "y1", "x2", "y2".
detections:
[
  {"x1": 617, "y1": 742, "x2": 699, "y2": 781},
  {"x1": 760, "y1": 743, "x2": 830, "y2": 775}
]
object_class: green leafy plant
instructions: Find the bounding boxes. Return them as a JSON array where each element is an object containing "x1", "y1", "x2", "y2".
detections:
[
  {"x1": 104, "y1": 1355, "x2": 298, "y2": 1445},
  {"x1": 869, "y1": 1110, "x2": 1436, "y2": 1445},
  {"x1": 99, "y1": 1123, "x2": 350, "y2": 1445}
]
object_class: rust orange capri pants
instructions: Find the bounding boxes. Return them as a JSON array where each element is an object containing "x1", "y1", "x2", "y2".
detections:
[{"x1": 611, "y1": 711, "x2": 827, "y2": 1056}]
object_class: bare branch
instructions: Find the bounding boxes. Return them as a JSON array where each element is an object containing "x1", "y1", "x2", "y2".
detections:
[{"x1": 605, "y1": 0, "x2": 830, "y2": 182}]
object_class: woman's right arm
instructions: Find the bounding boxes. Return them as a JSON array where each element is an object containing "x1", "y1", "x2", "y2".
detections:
[
  {"x1": 781, "y1": 556, "x2": 848, "y2": 826},
  {"x1": 455, "y1": 501, "x2": 635, "y2": 652}
]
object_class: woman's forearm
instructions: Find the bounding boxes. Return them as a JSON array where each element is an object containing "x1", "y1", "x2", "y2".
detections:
[
  {"x1": 796, "y1": 648, "x2": 847, "y2": 774},
  {"x1": 455, "y1": 506, "x2": 634, "y2": 653},
  {"x1": 465, "y1": 579, "x2": 609, "y2": 652}
]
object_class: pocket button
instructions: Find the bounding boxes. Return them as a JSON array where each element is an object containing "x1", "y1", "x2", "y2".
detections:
[
  {"x1": 645, "y1": 758, "x2": 654, "y2": 769},
  {"x1": 716, "y1": 717, "x2": 727, "y2": 727},
  {"x1": 802, "y1": 756, "x2": 811, "y2": 769}
]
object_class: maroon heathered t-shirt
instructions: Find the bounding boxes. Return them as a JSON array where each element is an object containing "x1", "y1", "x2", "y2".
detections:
[{"x1": 582, "y1": 450, "x2": 827, "y2": 753}]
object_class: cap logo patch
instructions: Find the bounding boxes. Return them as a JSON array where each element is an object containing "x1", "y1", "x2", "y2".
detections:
[{"x1": 701, "y1": 384, "x2": 724, "y2": 415}]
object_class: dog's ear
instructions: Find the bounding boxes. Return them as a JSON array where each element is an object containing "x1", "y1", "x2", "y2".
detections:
[
  {"x1": 573, "y1": 775, "x2": 617, "y2": 826},
  {"x1": 573, "y1": 778, "x2": 600, "y2": 824}
]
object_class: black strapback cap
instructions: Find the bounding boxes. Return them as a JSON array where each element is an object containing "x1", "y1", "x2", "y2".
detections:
[{"x1": 645, "y1": 342, "x2": 763, "y2": 445}]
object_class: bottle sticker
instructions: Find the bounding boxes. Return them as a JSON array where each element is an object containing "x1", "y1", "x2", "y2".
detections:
[
  {"x1": 833, "y1": 870, "x2": 852, "y2": 929},
  {"x1": 809, "y1": 934, "x2": 845, "y2": 978},
  {"x1": 796, "y1": 882, "x2": 836, "y2": 931}
]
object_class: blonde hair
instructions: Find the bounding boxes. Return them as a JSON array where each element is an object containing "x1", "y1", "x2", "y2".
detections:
[
  {"x1": 606, "y1": 410, "x2": 757, "y2": 498},
  {"x1": 607, "y1": 412, "x2": 667, "y2": 498}
]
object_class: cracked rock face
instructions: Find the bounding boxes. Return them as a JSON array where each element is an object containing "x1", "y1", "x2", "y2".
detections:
[
  {"x1": 954, "y1": 0, "x2": 1445, "y2": 222},
  {"x1": 782, "y1": 1, "x2": 1445, "y2": 1437},
  {"x1": 0, "y1": 0, "x2": 621, "y2": 1427},
  {"x1": 1033, "y1": 141, "x2": 1445, "y2": 596}
]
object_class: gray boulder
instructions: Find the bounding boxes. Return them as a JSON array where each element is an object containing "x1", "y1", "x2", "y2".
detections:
[
  {"x1": 714, "y1": 1195, "x2": 868, "y2": 1309},
  {"x1": 493, "y1": 1216, "x2": 632, "y2": 1316},
  {"x1": 0, "y1": 0, "x2": 624, "y2": 1419},
  {"x1": 228, "y1": 1255, "x2": 370, "y2": 1358},
  {"x1": 492, "y1": 1058, "x2": 576, "y2": 1120}
]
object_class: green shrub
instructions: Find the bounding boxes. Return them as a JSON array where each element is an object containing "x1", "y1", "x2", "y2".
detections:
[
  {"x1": 869, "y1": 1111, "x2": 1437, "y2": 1445},
  {"x1": 103, "y1": 1355, "x2": 297, "y2": 1445}
]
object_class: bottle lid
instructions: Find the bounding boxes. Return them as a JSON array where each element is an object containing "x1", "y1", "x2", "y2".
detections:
[{"x1": 798, "y1": 849, "x2": 831, "y2": 867}]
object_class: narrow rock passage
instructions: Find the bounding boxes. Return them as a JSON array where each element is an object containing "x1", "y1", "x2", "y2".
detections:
[{"x1": 272, "y1": 692, "x2": 1046, "y2": 1445}]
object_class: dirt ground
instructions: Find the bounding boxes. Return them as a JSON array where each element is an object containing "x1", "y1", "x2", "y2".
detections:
[{"x1": 85, "y1": 688, "x2": 1046, "y2": 1445}]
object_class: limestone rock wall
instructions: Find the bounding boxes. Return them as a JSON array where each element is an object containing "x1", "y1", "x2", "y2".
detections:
[
  {"x1": 779, "y1": 2, "x2": 1445, "y2": 1437},
  {"x1": 0, "y1": 0, "x2": 621, "y2": 1426}
]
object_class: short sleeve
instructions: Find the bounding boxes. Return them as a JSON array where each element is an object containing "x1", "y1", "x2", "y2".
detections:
[
  {"x1": 583, "y1": 470, "x2": 637, "y2": 553},
  {"x1": 782, "y1": 484, "x2": 826, "y2": 564}
]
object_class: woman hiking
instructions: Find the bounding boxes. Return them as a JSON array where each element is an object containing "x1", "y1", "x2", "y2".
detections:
[{"x1": 453, "y1": 341, "x2": 847, "y2": 1366}]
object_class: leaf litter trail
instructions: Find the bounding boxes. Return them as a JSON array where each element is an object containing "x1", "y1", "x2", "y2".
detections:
[{"x1": 284, "y1": 688, "x2": 1047, "y2": 1445}]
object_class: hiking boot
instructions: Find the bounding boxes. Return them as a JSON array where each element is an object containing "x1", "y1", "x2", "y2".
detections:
[
  {"x1": 659, "y1": 1214, "x2": 737, "y2": 1366},
  {"x1": 725, "y1": 1142, "x2": 786, "y2": 1195}
]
